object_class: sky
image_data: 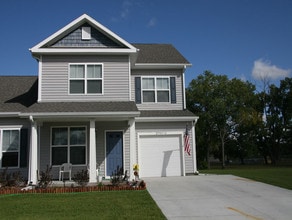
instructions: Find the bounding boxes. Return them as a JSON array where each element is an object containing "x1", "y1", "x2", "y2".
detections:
[{"x1": 0, "y1": 0, "x2": 291, "y2": 91}]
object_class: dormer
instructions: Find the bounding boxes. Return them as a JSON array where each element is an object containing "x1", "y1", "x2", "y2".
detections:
[{"x1": 30, "y1": 14, "x2": 138, "y2": 57}]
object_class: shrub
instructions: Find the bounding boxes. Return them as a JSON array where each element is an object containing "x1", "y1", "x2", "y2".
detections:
[
  {"x1": 38, "y1": 165, "x2": 52, "y2": 189},
  {"x1": 0, "y1": 168, "x2": 25, "y2": 187},
  {"x1": 72, "y1": 169, "x2": 89, "y2": 187}
]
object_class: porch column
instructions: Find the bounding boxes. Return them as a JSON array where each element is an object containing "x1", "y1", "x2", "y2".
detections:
[
  {"x1": 89, "y1": 120, "x2": 97, "y2": 183},
  {"x1": 129, "y1": 118, "x2": 136, "y2": 180},
  {"x1": 192, "y1": 119, "x2": 199, "y2": 174},
  {"x1": 28, "y1": 116, "x2": 38, "y2": 185}
]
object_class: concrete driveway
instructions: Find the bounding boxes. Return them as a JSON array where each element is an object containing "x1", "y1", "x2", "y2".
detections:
[{"x1": 145, "y1": 175, "x2": 292, "y2": 220}]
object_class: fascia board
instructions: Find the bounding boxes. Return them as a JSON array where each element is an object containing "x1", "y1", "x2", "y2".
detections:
[
  {"x1": 0, "y1": 112, "x2": 21, "y2": 117},
  {"x1": 20, "y1": 111, "x2": 141, "y2": 118},
  {"x1": 133, "y1": 63, "x2": 192, "y2": 69},
  {"x1": 30, "y1": 14, "x2": 137, "y2": 52},
  {"x1": 136, "y1": 116, "x2": 199, "y2": 122},
  {"x1": 30, "y1": 48, "x2": 137, "y2": 54}
]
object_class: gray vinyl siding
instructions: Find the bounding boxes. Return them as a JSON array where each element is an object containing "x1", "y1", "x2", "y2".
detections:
[
  {"x1": 131, "y1": 69, "x2": 184, "y2": 110},
  {"x1": 40, "y1": 55, "x2": 130, "y2": 102},
  {"x1": 135, "y1": 121, "x2": 194, "y2": 174},
  {"x1": 39, "y1": 121, "x2": 130, "y2": 179}
]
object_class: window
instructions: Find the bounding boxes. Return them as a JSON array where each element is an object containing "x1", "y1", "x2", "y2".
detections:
[
  {"x1": 82, "y1": 27, "x2": 91, "y2": 40},
  {"x1": 69, "y1": 64, "x2": 103, "y2": 94},
  {"x1": 142, "y1": 77, "x2": 170, "y2": 103},
  {"x1": 51, "y1": 127, "x2": 86, "y2": 166},
  {"x1": 0, "y1": 129, "x2": 20, "y2": 167}
]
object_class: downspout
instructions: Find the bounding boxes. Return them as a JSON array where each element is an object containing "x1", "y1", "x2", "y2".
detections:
[
  {"x1": 192, "y1": 117, "x2": 199, "y2": 174},
  {"x1": 182, "y1": 65, "x2": 187, "y2": 110}
]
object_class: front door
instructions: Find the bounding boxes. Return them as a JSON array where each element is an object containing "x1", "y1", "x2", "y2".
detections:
[{"x1": 106, "y1": 131, "x2": 123, "y2": 176}]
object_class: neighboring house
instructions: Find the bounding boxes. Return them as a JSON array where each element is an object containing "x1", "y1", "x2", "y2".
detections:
[{"x1": 0, "y1": 14, "x2": 198, "y2": 184}]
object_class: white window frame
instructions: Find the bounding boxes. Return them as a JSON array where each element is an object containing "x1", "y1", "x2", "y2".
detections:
[
  {"x1": 0, "y1": 127, "x2": 21, "y2": 168},
  {"x1": 50, "y1": 126, "x2": 87, "y2": 166},
  {"x1": 141, "y1": 76, "x2": 170, "y2": 103},
  {"x1": 82, "y1": 27, "x2": 91, "y2": 40},
  {"x1": 68, "y1": 63, "x2": 104, "y2": 95}
]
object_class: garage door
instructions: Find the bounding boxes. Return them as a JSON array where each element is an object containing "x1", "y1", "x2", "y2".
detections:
[{"x1": 139, "y1": 135, "x2": 182, "y2": 177}]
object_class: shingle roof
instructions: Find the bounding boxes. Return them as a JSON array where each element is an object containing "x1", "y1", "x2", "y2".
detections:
[
  {"x1": 132, "y1": 44, "x2": 190, "y2": 64},
  {"x1": 0, "y1": 76, "x2": 138, "y2": 114}
]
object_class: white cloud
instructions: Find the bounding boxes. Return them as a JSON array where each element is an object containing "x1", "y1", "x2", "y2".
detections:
[
  {"x1": 252, "y1": 59, "x2": 291, "y2": 80},
  {"x1": 147, "y1": 17, "x2": 157, "y2": 27}
]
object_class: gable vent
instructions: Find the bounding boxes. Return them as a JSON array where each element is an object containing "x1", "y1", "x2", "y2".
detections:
[{"x1": 82, "y1": 26, "x2": 91, "y2": 40}]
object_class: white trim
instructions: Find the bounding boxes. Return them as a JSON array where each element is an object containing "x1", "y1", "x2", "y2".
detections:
[
  {"x1": 137, "y1": 131, "x2": 185, "y2": 177},
  {"x1": 30, "y1": 14, "x2": 137, "y2": 54},
  {"x1": 38, "y1": 56, "x2": 42, "y2": 102},
  {"x1": 141, "y1": 76, "x2": 171, "y2": 103},
  {"x1": 0, "y1": 128, "x2": 21, "y2": 169},
  {"x1": 89, "y1": 120, "x2": 97, "y2": 183},
  {"x1": 191, "y1": 120, "x2": 198, "y2": 174},
  {"x1": 68, "y1": 63, "x2": 104, "y2": 95},
  {"x1": 136, "y1": 116, "x2": 199, "y2": 122},
  {"x1": 182, "y1": 67, "x2": 186, "y2": 110},
  {"x1": 28, "y1": 120, "x2": 38, "y2": 184},
  {"x1": 50, "y1": 126, "x2": 87, "y2": 167},
  {"x1": 133, "y1": 63, "x2": 192, "y2": 69},
  {"x1": 128, "y1": 56, "x2": 132, "y2": 101},
  {"x1": 31, "y1": 48, "x2": 137, "y2": 55}
]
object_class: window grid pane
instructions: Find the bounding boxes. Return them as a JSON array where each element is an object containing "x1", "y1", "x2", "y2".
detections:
[
  {"x1": 142, "y1": 78, "x2": 155, "y2": 89},
  {"x1": 87, "y1": 80, "x2": 102, "y2": 93},
  {"x1": 70, "y1": 65, "x2": 85, "y2": 78},
  {"x1": 2, "y1": 130, "x2": 19, "y2": 152},
  {"x1": 87, "y1": 65, "x2": 102, "y2": 78},
  {"x1": 70, "y1": 80, "x2": 85, "y2": 93},
  {"x1": 157, "y1": 78, "x2": 169, "y2": 89}
]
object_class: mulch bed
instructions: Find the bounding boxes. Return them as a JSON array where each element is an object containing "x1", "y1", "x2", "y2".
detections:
[{"x1": 0, "y1": 185, "x2": 146, "y2": 195}]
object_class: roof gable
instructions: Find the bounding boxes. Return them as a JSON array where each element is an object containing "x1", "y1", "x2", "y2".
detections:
[{"x1": 30, "y1": 14, "x2": 137, "y2": 55}]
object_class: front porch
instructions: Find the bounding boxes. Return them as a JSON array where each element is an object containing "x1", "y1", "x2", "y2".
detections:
[{"x1": 28, "y1": 117, "x2": 137, "y2": 185}]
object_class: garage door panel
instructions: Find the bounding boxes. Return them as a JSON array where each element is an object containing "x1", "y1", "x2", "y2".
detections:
[{"x1": 139, "y1": 135, "x2": 182, "y2": 177}]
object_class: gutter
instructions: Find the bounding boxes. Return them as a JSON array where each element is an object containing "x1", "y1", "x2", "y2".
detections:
[{"x1": 135, "y1": 116, "x2": 199, "y2": 123}]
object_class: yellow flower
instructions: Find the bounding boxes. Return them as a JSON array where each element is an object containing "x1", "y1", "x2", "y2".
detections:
[{"x1": 133, "y1": 164, "x2": 139, "y2": 171}]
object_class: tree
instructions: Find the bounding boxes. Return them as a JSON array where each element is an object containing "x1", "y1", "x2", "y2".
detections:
[
  {"x1": 258, "y1": 77, "x2": 292, "y2": 164},
  {"x1": 187, "y1": 71, "x2": 260, "y2": 168}
]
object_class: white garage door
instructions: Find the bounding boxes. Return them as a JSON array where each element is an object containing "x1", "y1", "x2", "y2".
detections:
[{"x1": 139, "y1": 135, "x2": 182, "y2": 177}]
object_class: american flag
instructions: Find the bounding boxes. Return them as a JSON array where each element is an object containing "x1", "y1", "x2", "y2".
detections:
[{"x1": 184, "y1": 127, "x2": 191, "y2": 156}]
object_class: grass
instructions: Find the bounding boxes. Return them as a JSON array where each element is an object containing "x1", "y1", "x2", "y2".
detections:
[
  {"x1": 0, "y1": 190, "x2": 165, "y2": 220},
  {"x1": 200, "y1": 166, "x2": 292, "y2": 190}
]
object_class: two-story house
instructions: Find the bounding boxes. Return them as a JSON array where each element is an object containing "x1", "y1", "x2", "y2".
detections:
[{"x1": 0, "y1": 14, "x2": 198, "y2": 184}]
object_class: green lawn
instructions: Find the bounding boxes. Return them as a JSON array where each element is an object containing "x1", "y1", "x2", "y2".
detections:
[
  {"x1": 201, "y1": 166, "x2": 292, "y2": 190},
  {"x1": 0, "y1": 190, "x2": 166, "y2": 220}
]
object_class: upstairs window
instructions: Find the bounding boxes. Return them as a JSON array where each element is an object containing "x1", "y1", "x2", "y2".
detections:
[
  {"x1": 69, "y1": 64, "x2": 103, "y2": 94},
  {"x1": 0, "y1": 129, "x2": 20, "y2": 168},
  {"x1": 142, "y1": 77, "x2": 170, "y2": 103}
]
